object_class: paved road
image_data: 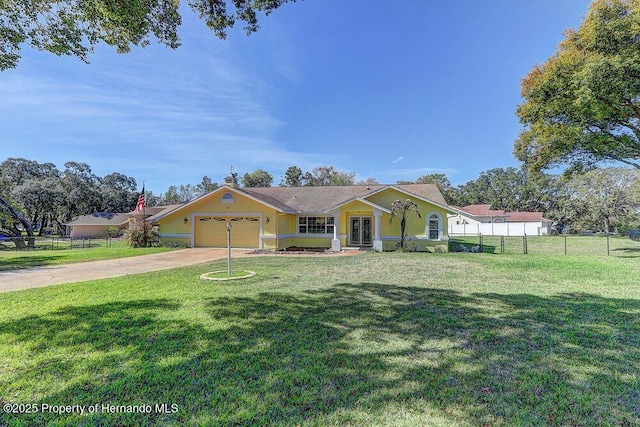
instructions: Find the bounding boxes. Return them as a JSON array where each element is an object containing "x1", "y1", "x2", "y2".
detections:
[{"x1": 0, "y1": 248, "x2": 250, "y2": 293}]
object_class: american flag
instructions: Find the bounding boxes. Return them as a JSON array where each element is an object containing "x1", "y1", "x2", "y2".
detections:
[{"x1": 135, "y1": 185, "x2": 145, "y2": 214}]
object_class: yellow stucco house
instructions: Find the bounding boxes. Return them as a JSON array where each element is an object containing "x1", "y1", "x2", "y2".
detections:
[{"x1": 150, "y1": 176, "x2": 456, "y2": 252}]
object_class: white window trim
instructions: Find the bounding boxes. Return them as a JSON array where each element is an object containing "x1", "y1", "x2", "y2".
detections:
[
  {"x1": 297, "y1": 215, "x2": 335, "y2": 234},
  {"x1": 425, "y1": 211, "x2": 443, "y2": 240}
]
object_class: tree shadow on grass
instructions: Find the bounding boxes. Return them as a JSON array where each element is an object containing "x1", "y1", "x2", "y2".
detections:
[
  {"x1": 0, "y1": 287, "x2": 638, "y2": 426},
  {"x1": 612, "y1": 245, "x2": 640, "y2": 258},
  {"x1": 0, "y1": 254, "x2": 67, "y2": 271}
]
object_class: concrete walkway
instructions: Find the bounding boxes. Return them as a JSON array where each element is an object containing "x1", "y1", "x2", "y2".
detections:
[{"x1": 0, "y1": 248, "x2": 250, "y2": 293}]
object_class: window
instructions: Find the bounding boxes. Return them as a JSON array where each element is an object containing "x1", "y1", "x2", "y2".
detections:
[
  {"x1": 221, "y1": 192, "x2": 234, "y2": 204},
  {"x1": 426, "y1": 212, "x2": 442, "y2": 240},
  {"x1": 298, "y1": 216, "x2": 335, "y2": 234}
]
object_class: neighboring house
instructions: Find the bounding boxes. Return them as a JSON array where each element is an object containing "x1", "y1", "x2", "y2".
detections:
[
  {"x1": 448, "y1": 204, "x2": 552, "y2": 236},
  {"x1": 150, "y1": 175, "x2": 458, "y2": 251},
  {"x1": 65, "y1": 205, "x2": 181, "y2": 238},
  {"x1": 65, "y1": 212, "x2": 131, "y2": 238}
]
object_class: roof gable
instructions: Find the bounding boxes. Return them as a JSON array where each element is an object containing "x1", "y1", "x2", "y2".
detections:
[
  {"x1": 368, "y1": 185, "x2": 461, "y2": 215},
  {"x1": 144, "y1": 205, "x2": 184, "y2": 221},
  {"x1": 329, "y1": 197, "x2": 393, "y2": 214},
  {"x1": 390, "y1": 184, "x2": 448, "y2": 206},
  {"x1": 151, "y1": 186, "x2": 293, "y2": 222}
]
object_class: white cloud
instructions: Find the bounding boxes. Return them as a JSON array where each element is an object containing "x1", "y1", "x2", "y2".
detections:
[
  {"x1": 0, "y1": 33, "x2": 314, "y2": 192},
  {"x1": 377, "y1": 167, "x2": 461, "y2": 181}
]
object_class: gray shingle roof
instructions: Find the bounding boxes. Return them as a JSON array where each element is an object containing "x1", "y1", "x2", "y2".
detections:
[
  {"x1": 242, "y1": 184, "x2": 447, "y2": 213},
  {"x1": 150, "y1": 184, "x2": 451, "y2": 223},
  {"x1": 66, "y1": 205, "x2": 182, "y2": 226},
  {"x1": 65, "y1": 212, "x2": 131, "y2": 226}
]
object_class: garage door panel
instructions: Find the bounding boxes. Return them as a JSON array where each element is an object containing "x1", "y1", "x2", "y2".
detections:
[
  {"x1": 195, "y1": 216, "x2": 259, "y2": 248},
  {"x1": 231, "y1": 217, "x2": 260, "y2": 247},
  {"x1": 195, "y1": 217, "x2": 226, "y2": 247}
]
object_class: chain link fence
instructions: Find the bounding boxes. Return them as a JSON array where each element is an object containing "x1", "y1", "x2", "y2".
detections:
[
  {"x1": 0, "y1": 236, "x2": 117, "y2": 251},
  {"x1": 449, "y1": 234, "x2": 640, "y2": 257}
]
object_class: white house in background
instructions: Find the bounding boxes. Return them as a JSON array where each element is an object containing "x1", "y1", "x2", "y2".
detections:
[{"x1": 448, "y1": 204, "x2": 552, "y2": 236}]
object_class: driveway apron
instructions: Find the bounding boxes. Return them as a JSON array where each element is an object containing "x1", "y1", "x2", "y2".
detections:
[{"x1": 0, "y1": 248, "x2": 248, "y2": 293}]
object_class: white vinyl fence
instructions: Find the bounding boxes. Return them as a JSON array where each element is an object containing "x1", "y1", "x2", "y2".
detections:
[{"x1": 449, "y1": 222, "x2": 548, "y2": 237}]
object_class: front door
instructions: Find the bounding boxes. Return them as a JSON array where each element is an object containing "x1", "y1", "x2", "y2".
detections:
[{"x1": 350, "y1": 217, "x2": 372, "y2": 246}]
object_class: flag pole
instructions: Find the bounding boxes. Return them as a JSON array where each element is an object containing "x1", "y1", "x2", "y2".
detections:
[{"x1": 142, "y1": 180, "x2": 146, "y2": 248}]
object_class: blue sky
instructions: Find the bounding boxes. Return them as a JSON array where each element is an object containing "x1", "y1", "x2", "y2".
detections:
[{"x1": 1, "y1": 0, "x2": 591, "y2": 194}]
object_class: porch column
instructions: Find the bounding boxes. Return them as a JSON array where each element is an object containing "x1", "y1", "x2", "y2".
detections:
[
  {"x1": 373, "y1": 208, "x2": 383, "y2": 252},
  {"x1": 331, "y1": 213, "x2": 341, "y2": 252}
]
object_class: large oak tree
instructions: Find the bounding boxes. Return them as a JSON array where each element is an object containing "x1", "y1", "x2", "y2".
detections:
[
  {"x1": 0, "y1": 157, "x2": 140, "y2": 243},
  {"x1": 450, "y1": 167, "x2": 559, "y2": 214},
  {"x1": 302, "y1": 166, "x2": 356, "y2": 186},
  {"x1": 515, "y1": 0, "x2": 640, "y2": 173},
  {"x1": 552, "y1": 167, "x2": 640, "y2": 232},
  {"x1": 1, "y1": 0, "x2": 297, "y2": 70},
  {"x1": 241, "y1": 168, "x2": 273, "y2": 187}
]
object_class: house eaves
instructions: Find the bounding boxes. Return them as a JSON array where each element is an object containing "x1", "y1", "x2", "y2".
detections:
[{"x1": 143, "y1": 204, "x2": 184, "y2": 222}]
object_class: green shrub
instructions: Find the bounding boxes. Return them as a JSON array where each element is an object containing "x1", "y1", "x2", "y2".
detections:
[
  {"x1": 103, "y1": 226, "x2": 121, "y2": 238},
  {"x1": 122, "y1": 221, "x2": 158, "y2": 248},
  {"x1": 161, "y1": 241, "x2": 189, "y2": 249}
]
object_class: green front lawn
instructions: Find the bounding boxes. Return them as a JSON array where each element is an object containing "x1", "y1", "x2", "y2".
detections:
[
  {"x1": 0, "y1": 239, "x2": 173, "y2": 271},
  {"x1": 1, "y1": 253, "x2": 638, "y2": 426}
]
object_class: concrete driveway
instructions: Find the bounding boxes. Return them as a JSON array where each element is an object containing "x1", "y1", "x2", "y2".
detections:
[{"x1": 0, "y1": 248, "x2": 250, "y2": 293}]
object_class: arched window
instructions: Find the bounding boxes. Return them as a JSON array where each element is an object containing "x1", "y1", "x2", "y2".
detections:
[
  {"x1": 426, "y1": 212, "x2": 443, "y2": 240},
  {"x1": 221, "y1": 192, "x2": 234, "y2": 204}
]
